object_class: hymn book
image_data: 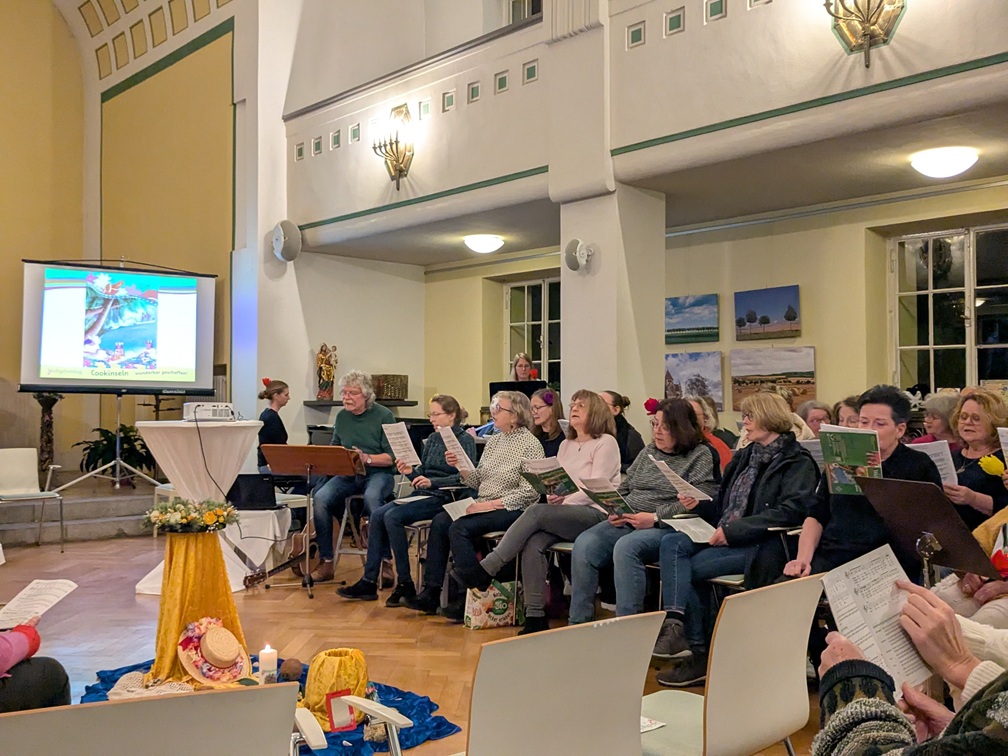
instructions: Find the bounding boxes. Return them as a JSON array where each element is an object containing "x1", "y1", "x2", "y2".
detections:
[
  {"x1": 578, "y1": 478, "x2": 634, "y2": 516},
  {"x1": 821, "y1": 545, "x2": 930, "y2": 698},
  {"x1": 818, "y1": 424, "x2": 881, "y2": 495},
  {"x1": 519, "y1": 458, "x2": 579, "y2": 497}
]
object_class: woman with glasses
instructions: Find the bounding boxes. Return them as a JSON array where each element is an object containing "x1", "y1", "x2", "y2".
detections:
[
  {"x1": 531, "y1": 388, "x2": 566, "y2": 458},
  {"x1": 451, "y1": 390, "x2": 621, "y2": 634},
  {"x1": 601, "y1": 390, "x2": 646, "y2": 472},
  {"x1": 509, "y1": 352, "x2": 534, "y2": 381},
  {"x1": 911, "y1": 392, "x2": 963, "y2": 452},
  {"x1": 568, "y1": 398, "x2": 721, "y2": 625},
  {"x1": 337, "y1": 394, "x2": 476, "y2": 605},
  {"x1": 832, "y1": 395, "x2": 861, "y2": 428},
  {"x1": 406, "y1": 391, "x2": 543, "y2": 619}
]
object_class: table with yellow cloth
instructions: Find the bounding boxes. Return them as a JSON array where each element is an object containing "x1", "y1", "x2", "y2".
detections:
[{"x1": 135, "y1": 420, "x2": 261, "y2": 686}]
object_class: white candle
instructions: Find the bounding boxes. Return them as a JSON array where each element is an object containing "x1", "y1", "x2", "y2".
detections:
[{"x1": 259, "y1": 644, "x2": 278, "y2": 684}]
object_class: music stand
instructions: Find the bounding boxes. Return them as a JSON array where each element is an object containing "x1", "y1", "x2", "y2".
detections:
[
  {"x1": 855, "y1": 476, "x2": 1001, "y2": 585},
  {"x1": 262, "y1": 444, "x2": 363, "y2": 598}
]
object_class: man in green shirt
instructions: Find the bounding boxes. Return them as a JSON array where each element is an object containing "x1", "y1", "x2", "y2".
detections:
[{"x1": 311, "y1": 370, "x2": 396, "y2": 582}]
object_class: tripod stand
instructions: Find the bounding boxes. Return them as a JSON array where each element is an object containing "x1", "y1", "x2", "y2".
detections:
[
  {"x1": 54, "y1": 393, "x2": 159, "y2": 493},
  {"x1": 261, "y1": 444, "x2": 363, "y2": 599}
]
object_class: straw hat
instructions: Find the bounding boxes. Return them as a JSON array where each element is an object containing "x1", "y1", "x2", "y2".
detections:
[{"x1": 177, "y1": 617, "x2": 250, "y2": 686}]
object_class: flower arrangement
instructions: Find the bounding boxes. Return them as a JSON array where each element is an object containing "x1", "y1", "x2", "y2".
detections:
[{"x1": 145, "y1": 499, "x2": 239, "y2": 533}]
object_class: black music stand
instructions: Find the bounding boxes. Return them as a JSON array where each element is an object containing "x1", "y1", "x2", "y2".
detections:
[
  {"x1": 856, "y1": 476, "x2": 1001, "y2": 586},
  {"x1": 262, "y1": 444, "x2": 363, "y2": 598}
]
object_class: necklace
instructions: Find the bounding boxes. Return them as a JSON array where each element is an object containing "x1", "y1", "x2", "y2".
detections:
[{"x1": 957, "y1": 449, "x2": 997, "y2": 474}]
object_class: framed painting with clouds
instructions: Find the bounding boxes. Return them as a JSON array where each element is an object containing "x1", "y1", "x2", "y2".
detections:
[
  {"x1": 730, "y1": 347, "x2": 816, "y2": 411},
  {"x1": 665, "y1": 294, "x2": 719, "y2": 345},
  {"x1": 665, "y1": 351, "x2": 724, "y2": 410}
]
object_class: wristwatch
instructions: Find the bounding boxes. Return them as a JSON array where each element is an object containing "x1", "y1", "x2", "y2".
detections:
[
  {"x1": 365, "y1": 454, "x2": 372, "y2": 465},
  {"x1": 652, "y1": 512, "x2": 659, "y2": 526}
]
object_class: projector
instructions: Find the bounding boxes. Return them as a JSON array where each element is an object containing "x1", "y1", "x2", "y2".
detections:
[{"x1": 183, "y1": 402, "x2": 236, "y2": 422}]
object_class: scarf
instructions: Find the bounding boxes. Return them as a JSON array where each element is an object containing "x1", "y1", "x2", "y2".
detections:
[{"x1": 718, "y1": 434, "x2": 788, "y2": 528}]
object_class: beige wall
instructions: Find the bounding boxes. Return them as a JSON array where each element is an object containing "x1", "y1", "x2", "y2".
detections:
[
  {"x1": 425, "y1": 249, "x2": 560, "y2": 421},
  {"x1": 666, "y1": 184, "x2": 1008, "y2": 422},
  {"x1": 0, "y1": 1, "x2": 87, "y2": 466},
  {"x1": 100, "y1": 32, "x2": 233, "y2": 425}
]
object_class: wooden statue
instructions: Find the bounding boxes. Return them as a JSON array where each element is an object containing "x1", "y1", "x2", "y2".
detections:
[{"x1": 317, "y1": 343, "x2": 335, "y2": 400}]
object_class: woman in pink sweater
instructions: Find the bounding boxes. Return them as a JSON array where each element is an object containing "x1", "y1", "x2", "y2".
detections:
[
  {"x1": 451, "y1": 389, "x2": 622, "y2": 633},
  {"x1": 0, "y1": 615, "x2": 70, "y2": 712}
]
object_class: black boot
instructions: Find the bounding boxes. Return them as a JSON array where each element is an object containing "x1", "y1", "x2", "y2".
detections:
[
  {"x1": 440, "y1": 596, "x2": 466, "y2": 623},
  {"x1": 404, "y1": 585, "x2": 441, "y2": 615},
  {"x1": 518, "y1": 615, "x2": 550, "y2": 635},
  {"x1": 449, "y1": 563, "x2": 493, "y2": 591},
  {"x1": 385, "y1": 579, "x2": 417, "y2": 608},
  {"x1": 337, "y1": 577, "x2": 378, "y2": 600}
]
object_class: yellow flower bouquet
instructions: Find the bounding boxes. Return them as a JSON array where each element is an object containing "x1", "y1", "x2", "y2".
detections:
[{"x1": 144, "y1": 499, "x2": 239, "y2": 533}]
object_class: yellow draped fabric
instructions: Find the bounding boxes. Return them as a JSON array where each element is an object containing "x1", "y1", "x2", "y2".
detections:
[
  {"x1": 974, "y1": 507, "x2": 1008, "y2": 557},
  {"x1": 298, "y1": 648, "x2": 369, "y2": 731},
  {"x1": 144, "y1": 532, "x2": 247, "y2": 687}
]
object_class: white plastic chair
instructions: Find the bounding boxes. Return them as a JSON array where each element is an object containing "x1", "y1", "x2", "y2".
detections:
[
  {"x1": 361, "y1": 612, "x2": 665, "y2": 756},
  {"x1": 0, "y1": 448, "x2": 63, "y2": 552},
  {"x1": 641, "y1": 574, "x2": 824, "y2": 756}
]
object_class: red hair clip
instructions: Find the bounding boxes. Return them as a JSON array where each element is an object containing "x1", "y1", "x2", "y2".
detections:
[{"x1": 262, "y1": 377, "x2": 271, "y2": 387}]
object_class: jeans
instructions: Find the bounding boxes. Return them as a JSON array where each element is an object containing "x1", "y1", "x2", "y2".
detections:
[
  {"x1": 423, "y1": 508, "x2": 523, "y2": 589},
  {"x1": 362, "y1": 494, "x2": 446, "y2": 584},
  {"x1": 481, "y1": 503, "x2": 605, "y2": 617},
  {"x1": 612, "y1": 527, "x2": 668, "y2": 617},
  {"x1": 312, "y1": 473, "x2": 394, "y2": 560},
  {"x1": 659, "y1": 531, "x2": 757, "y2": 651},
  {"x1": 569, "y1": 520, "x2": 640, "y2": 623}
]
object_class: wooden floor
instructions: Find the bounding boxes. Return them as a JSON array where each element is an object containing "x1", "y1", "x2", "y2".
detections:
[{"x1": 0, "y1": 535, "x2": 820, "y2": 755}]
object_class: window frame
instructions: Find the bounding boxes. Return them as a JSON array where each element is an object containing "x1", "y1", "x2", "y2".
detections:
[{"x1": 505, "y1": 277, "x2": 561, "y2": 385}]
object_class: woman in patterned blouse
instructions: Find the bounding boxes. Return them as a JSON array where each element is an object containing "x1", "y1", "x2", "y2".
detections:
[{"x1": 406, "y1": 391, "x2": 544, "y2": 618}]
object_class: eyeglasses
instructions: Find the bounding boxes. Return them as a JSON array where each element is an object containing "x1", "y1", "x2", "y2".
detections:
[
  {"x1": 340, "y1": 388, "x2": 363, "y2": 397},
  {"x1": 569, "y1": 401, "x2": 587, "y2": 411},
  {"x1": 530, "y1": 403, "x2": 549, "y2": 412},
  {"x1": 958, "y1": 412, "x2": 984, "y2": 424},
  {"x1": 650, "y1": 418, "x2": 663, "y2": 430},
  {"x1": 741, "y1": 412, "x2": 753, "y2": 421},
  {"x1": 428, "y1": 410, "x2": 447, "y2": 418},
  {"x1": 490, "y1": 404, "x2": 516, "y2": 415}
]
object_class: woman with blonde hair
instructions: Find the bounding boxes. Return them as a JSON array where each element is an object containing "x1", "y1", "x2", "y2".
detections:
[
  {"x1": 509, "y1": 352, "x2": 534, "y2": 381},
  {"x1": 408, "y1": 391, "x2": 543, "y2": 619},
  {"x1": 257, "y1": 378, "x2": 290, "y2": 473},
  {"x1": 452, "y1": 390, "x2": 621, "y2": 633},
  {"x1": 943, "y1": 388, "x2": 1008, "y2": 530}
]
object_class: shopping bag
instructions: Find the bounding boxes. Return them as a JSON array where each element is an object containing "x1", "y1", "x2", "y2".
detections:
[{"x1": 464, "y1": 579, "x2": 525, "y2": 629}]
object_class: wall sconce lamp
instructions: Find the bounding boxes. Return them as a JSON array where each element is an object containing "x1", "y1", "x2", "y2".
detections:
[
  {"x1": 822, "y1": 0, "x2": 905, "y2": 68},
  {"x1": 372, "y1": 103, "x2": 414, "y2": 190}
]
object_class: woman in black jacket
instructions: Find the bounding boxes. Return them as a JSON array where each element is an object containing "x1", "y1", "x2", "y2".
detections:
[
  {"x1": 649, "y1": 391, "x2": 819, "y2": 687},
  {"x1": 602, "y1": 390, "x2": 645, "y2": 472}
]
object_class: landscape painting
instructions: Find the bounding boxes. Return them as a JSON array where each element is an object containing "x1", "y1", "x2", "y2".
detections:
[
  {"x1": 665, "y1": 351, "x2": 724, "y2": 410},
  {"x1": 733, "y1": 285, "x2": 801, "y2": 341},
  {"x1": 665, "y1": 294, "x2": 719, "y2": 344},
  {"x1": 729, "y1": 347, "x2": 816, "y2": 411}
]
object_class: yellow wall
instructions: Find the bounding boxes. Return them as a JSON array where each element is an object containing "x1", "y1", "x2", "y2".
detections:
[
  {"x1": 666, "y1": 184, "x2": 1008, "y2": 421},
  {"x1": 0, "y1": 2, "x2": 87, "y2": 464},
  {"x1": 425, "y1": 249, "x2": 560, "y2": 419},
  {"x1": 101, "y1": 31, "x2": 233, "y2": 425}
]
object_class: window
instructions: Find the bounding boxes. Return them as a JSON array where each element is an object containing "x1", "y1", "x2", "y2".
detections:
[
  {"x1": 507, "y1": 278, "x2": 561, "y2": 386},
  {"x1": 891, "y1": 224, "x2": 1008, "y2": 391},
  {"x1": 510, "y1": 0, "x2": 542, "y2": 24}
]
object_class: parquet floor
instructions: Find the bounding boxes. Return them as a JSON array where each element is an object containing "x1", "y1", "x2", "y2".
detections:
[{"x1": 0, "y1": 535, "x2": 819, "y2": 755}]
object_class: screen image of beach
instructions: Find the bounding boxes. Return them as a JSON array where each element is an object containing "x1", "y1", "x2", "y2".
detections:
[{"x1": 39, "y1": 268, "x2": 197, "y2": 383}]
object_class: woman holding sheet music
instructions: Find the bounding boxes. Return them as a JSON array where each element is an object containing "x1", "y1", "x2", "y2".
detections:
[
  {"x1": 338, "y1": 395, "x2": 476, "y2": 605},
  {"x1": 567, "y1": 398, "x2": 720, "y2": 626},
  {"x1": 451, "y1": 390, "x2": 621, "y2": 634},
  {"x1": 651, "y1": 392, "x2": 819, "y2": 687},
  {"x1": 406, "y1": 391, "x2": 543, "y2": 619}
]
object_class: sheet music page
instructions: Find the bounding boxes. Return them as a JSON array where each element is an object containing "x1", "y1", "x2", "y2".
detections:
[
  {"x1": 799, "y1": 439, "x2": 824, "y2": 471},
  {"x1": 442, "y1": 497, "x2": 475, "y2": 521},
  {"x1": 821, "y1": 545, "x2": 931, "y2": 697},
  {"x1": 661, "y1": 517, "x2": 716, "y2": 544},
  {"x1": 394, "y1": 494, "x2": 430, "y2": 505},
  {"x1": 0, "y1": 579, "x2": 78, "y2": 628},
  {"x1": 998, "y1": 428, "x2": 1008, "y2": 460},
  {"x1": 439, "y1": 426, "x2": 475, "y2": 473},
  {"x1": 381, "y1": 422, "x2": 421, "y2": 468},
  {"x1": 648, "y1": 455, "x2": 712, "y2": 501},
  {"x1": 912, "y1": 440, "x2": 958, "y2": 487}
]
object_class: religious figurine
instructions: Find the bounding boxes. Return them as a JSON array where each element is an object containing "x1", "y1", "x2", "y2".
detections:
[{"x1": 317, "y1": 343, "x2": 335, "y2": 400}]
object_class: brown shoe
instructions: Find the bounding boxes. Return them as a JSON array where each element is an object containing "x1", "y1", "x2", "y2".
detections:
[{"x1": 310, "y1": 561, "x2": 335, "y2": 583}]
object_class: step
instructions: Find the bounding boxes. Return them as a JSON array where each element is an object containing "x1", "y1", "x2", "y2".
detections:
[
  {"x1": 0, "y1": 515, "x2": 149, "y2": 547},
  {"x1": 0, "y1": 495, "x2": 150, "y2": 525}
]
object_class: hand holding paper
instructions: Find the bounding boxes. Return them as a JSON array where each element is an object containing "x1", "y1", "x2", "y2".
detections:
[
  {"x1": 382, "y1": 422, "x2": 421, "y2": 468},
  {"x1": 440, "y1": 426, "x2": 475, "y2": 473},
  {"x1": 0, "y1": 579, "x2": 77, "y2": 629},
  {"x1": 648, "y1": 455, "x2": 712, "y2": 501}
]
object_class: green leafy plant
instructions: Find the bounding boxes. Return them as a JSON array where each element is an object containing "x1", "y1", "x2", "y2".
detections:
[{"x1": 73, "y1": 425, "x2": 157, "y2": 476}]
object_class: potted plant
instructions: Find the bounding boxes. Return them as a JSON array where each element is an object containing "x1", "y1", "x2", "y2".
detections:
[{"x1": 73, "y1": 424, "x2": 157, "y2": 486}]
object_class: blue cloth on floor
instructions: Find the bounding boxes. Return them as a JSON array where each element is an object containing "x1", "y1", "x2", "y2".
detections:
[{"x1": 82, "y1": 657, "x2": 461, "y2": 754}]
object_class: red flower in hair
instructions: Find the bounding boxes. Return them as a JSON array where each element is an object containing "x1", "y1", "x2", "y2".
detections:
[
  {"x1": 644, "y1": 398, "x2": 660, "y2": 415},
  {"x1": 262, "y1": 377, "x2": 271, "y2": 387}
]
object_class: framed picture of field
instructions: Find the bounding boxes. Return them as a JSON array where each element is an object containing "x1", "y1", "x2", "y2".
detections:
[
  {"x1": 733, "y1": 285, "x2": 800, "y2": 341},
  {"x1": 729, "y1": 347, "x2": 816, "y2": 411},
  {"x1": 665, "y1": 351, "x2": 724, "y2": 410},
  {"x1": 665, "y1": 294, "x2": 719, "y2": 345}
]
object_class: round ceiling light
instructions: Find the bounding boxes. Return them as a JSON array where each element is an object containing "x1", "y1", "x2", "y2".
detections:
[
  {"x1": 910, "y1": 146, "x2": 979, "y2": 179},
  {"x1": 463, "y1": 234, "x2": 504, "y2": 254}
]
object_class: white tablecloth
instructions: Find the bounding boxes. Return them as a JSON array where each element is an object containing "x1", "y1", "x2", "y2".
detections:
[
  {"x1": 136, "y1": 507, "x2": 296, "y2": 594},
  {"x1": 135, "y1": 420, "x2": 262, "y2": 503}
]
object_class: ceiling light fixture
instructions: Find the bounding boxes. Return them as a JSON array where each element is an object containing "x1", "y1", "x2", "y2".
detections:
[
  {"x1": 372, "y1": 103, "x2": 414, "y2": 190},
  {"x1": 464, "y1": 235, "x2": 505, "y2": 254},
  {"x1": 822, "y1": 0, "x2": 905, "y2": 68},
  {"x1": 910, "y1": 147, "x2": 979, "y2": 179}
]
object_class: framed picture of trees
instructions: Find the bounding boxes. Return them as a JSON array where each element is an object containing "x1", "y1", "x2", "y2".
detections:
[
  {"x1": 733, "y1": 285, "x2": 801, "y2": 341},
  {"x1": 664, "y1": 351, "x2": 724, "y2": 410}
]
